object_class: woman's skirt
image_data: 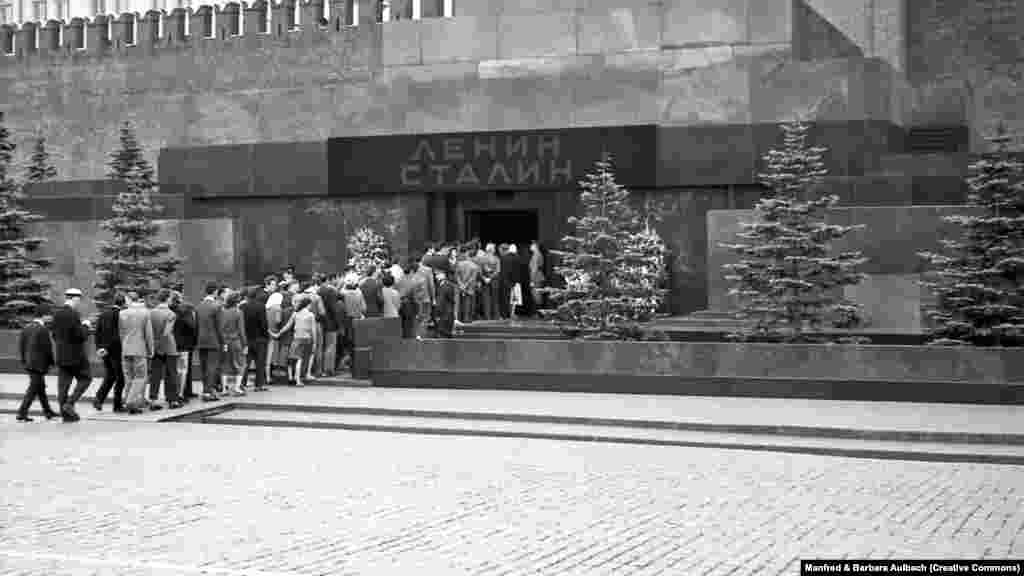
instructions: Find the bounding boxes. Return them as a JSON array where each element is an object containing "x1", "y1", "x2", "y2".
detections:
[
  {"x1": 289, "y1": 337, "x2": 313, "y2": 360},
  {"x1": 221, "y1": 339, "x2": 246, "y2": 375},
  {"x1": 272, "y1": 333, "x2": 293, "y2": 366}
]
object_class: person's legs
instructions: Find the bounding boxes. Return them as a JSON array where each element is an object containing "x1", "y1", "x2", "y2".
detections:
[
  {"x1": 110, "y1": 354, "x2": 126, "y2": 410},
  {"x1": 148, "y1": 354, "x2": 165, "y2": 404},
  {"x1": 176, "y1": 353, "x2": 189, "y2": 401},
  {"x1": 68, "y1": 368, "x2": 92, "y2": 406},
  {"x1": 251, "y1": 341, "x2": 268, "y2": 390},
  {"x1": 94, "y1": 354, "x2": 117, "y2": 408},
  {"x1": 322, "y1": 331, "x2": 337, "y2": 377},
  {"x1": 199, "y1": 349, "x2": 217, "y2": 398},
  {"x1": 56, "y1": 367, "x2": 72, "y2": 408},
  {"x1": 312, "y1": 325, "x2": 324, "y2": 377},
  {"x1": 16, "y1": 371, "x2": 43, "y2": 419},
  {"x1": 163, "y1": 355, "x2": 180, "y2": 405}
]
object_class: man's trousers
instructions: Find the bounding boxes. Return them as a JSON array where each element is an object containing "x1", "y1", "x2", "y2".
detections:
[
  {"x1": 57, "y1": 364, "x2": 91, "y2": 410},
  {"x1": 94, "y1": 353, "x2": 125, "y2": 409},
  {"x1": 242, "y1": 341, "x2": 269, "y2": 389},
  {"x1": 148, "y1": 354, "x2": 180, "y2": 404},
  {"x1": 18, "y1": 371, "x2": 55, "y2": 416},
  {"x1": 198, "y1": 349, "x2": 220, "y2": 395},
  {"x1": 121, "y1": 355, "x2": 149, "y2": 409}
]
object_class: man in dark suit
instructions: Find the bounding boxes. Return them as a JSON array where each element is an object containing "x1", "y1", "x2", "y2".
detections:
[
  {"x1": 51, "y1": 288, "x2": 94, "y2": 422},
  {"x1": 93, "y1": 293, "x2": 126, "y2": 412},
  {"x1": 317, "y1": 275, "x2": 341, "y2": 378},
  {"x1": 360, "y1": 265, "x2": 384, "y2": 317},
  {"x1": 241, "y1": 287, "x2": 270, "y2": 391},
  {"x1": 433, "y1": 266, "x2": 457, "y2": 338},
  {"x1": 195, "y1": 282, "x2": 224, "y2": 402},
  {"x1": 16, "y1": 311, "x2": 58, "y2": 422},
  {"x1": 170, "y1": 291, "x2": 198, "y2": 402},
  {"x1": 148, "y1": 288, "x2": 181, "y2": 409},
  {"x1": 499, "y1": 244, "x2": 522, "y2": 320}
]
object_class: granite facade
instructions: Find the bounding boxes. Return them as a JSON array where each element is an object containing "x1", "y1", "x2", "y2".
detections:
[{"x1": 706, "y1": 205, "x2": 986, "y2": 330}]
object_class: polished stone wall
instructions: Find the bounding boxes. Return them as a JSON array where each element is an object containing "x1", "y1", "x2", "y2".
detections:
[
  {"x1": 26, "y1": 216, "x2": 235, "y2": 316},
  {"x1": 706, "y1": 205, "x2": 986, "y2": 332}
]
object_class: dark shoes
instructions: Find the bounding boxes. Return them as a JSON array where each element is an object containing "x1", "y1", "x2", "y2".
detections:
[
  {"x1": 44, "y1": 411, "x2": 59, "y2": 420},
  {"x1": 16, "y1": 414, "x2": 32, "y2": 422},
  {"x1": 61, "y1": 406, "x2": 80, "y2": 422},
  {"x1": 92, "y1": 400, "x2": 103, "y2": 411},
  {"x1": 113, "y1": 406, "x2": 127, "y2": 413},
  {"x1": 149, "y1": 404, "x2": 163, "y2": 412},
  {"x1": 168, "y1": 400, "x2": 184, "y2": 409},
  {"x1": 202, "y1": 394, "x2": 220, "y2": 402}
]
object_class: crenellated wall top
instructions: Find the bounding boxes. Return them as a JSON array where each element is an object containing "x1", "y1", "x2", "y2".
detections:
[{"x1": 0, "y1": 0, "x2": 389, "y2": 66}]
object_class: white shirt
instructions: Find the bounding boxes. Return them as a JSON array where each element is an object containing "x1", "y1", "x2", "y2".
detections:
[{"x1": 389, "y1": 264, "x2": 404, "y2": 283}]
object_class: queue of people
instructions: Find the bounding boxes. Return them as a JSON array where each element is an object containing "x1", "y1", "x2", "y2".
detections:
[{"x1": 13, "y1": 242, "x2": 551, "y2": 423}]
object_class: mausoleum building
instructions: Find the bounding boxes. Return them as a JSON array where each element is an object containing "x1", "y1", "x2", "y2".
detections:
[{"x1": 0, "y1": 0, "x2": 1020, "y2": 316}]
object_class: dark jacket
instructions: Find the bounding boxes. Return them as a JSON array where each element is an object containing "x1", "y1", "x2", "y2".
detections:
[
  {"x1": 360, "y1": 277, "x2": 383, "y2": 316},
  {"x1": 195, "y1": 298, "x2": 223, "y2": 350},
  {"x1": 94, "y1": 305, "x2": 121, "y2": 356},
  {"x1": 51, "y1": 304, "x2": 90, "y2": 367},
  {"x1": 19, "y1": 321, "x2": 54, "y2": 374},
  {"x1": 150, "y1": 304, "x2": 178, "y2": 356},
  {"x1": 434, "y1": 279, "x2": 457, "y2": 337},
  {"x1": 500, "y1": 253, "x2": 522, "y2": 285},
  {"x1": 318, "y1": 284, "x2": 340, "y2": 333},
  {"x1": 171, "y1": 301, "x2": 198, "y2": 351},
  {"x1": 242, "y1": 298, "x2": 269, "y2": 343}
]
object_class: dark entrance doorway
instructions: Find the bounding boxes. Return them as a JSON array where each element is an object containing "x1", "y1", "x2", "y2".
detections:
[{"x1": 465, "y1": 210, "x2": 539, "y2": 247}]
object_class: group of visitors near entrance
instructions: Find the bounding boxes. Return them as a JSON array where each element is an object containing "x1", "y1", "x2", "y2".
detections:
[{"x1": 13, "y1": 239, "x2": 550, "y2": 423}]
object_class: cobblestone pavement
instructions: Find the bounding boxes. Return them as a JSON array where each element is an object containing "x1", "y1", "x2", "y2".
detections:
[{"x1": 2, "y1": 419, "x2": 1023, "y2": 576}]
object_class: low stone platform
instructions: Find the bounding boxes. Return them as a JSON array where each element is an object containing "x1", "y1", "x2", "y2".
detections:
[{"x1": 3, "y1": 374, "x2": 1024, "y2": 464}]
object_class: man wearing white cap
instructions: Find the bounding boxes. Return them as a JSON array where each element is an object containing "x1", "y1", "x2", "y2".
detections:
[{"x1": 51, "y1": 288, "x2": 94, "y2": 422}]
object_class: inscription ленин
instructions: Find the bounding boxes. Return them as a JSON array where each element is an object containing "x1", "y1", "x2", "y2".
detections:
[{"x1": 399, "y1": 134, "x2": 573, "y2": 188}]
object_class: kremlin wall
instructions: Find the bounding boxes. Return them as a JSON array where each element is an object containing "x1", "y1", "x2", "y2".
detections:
[{"x1": 0, "y1": 0, "x2": 1020, "y2": 319}]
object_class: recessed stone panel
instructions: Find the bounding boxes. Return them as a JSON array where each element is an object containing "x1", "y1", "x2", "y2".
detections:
[
  {"x1": 419, "y1": 15, "x2": 498, "y2": 64},
  {"x1": 497, "y1": 11, "x2": 577, "y2": 60},
  {"x1": 749, "y1": 58, "x2": 856, "y2": 124},
  {"x1": 660, "y1": 48, "x2": 751, "y2": 125},
  {"x1": 381, "y1": 19, "x2": 422, "y2": 66},
  {"x1": 577, "y1": 3, "x2": 661, "y2": 55},
  {"x1": 747, "y1": 0, "x2": 792, "y2": 44},
  {"x1": 662, "y1": 0, "x2": 747, "y2": 47},
  {"x1": 571, "y1": 58, "x2": 661, "y2": 126},
  {"x1": 499, "y1": 0, "x2": 583, "y2": 16}
]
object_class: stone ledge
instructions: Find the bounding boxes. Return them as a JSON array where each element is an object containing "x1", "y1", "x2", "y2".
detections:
[
  {"x1": 370, "y1": 339, "x2": 1024, "y2": 404},
  {"x1": 371, "y1": 370, "x2": 1024, "y2": 405}
]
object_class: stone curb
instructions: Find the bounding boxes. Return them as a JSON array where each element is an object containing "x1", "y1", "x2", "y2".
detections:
[
  {"x1": 7, "y1": 392, "x2": 1024, "y2": 446},
  {"x1": 193, "y1": 401, "x2": 1024, "y2": 446},
  {"x1": 172, "y1": 415, "x2": 1024, "y2": 467}
]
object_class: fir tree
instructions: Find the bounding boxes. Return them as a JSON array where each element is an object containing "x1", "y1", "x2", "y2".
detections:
[
  {"x1": 720, "y1": 121, "x2": 868, "y2": 343},
  {"x1": 347, "y1": 226, "x2": 391, "y2": 276},
  {"x1": 919, "y1": 127, "x2": 1024, "y2": 347},
  {"x1": 541, "y1": 155, "x2": 668, "y2": 340},
  {"x1": 24, "y1": 133, "x2": 58, "y2": 185},
  {"x1": 92, "y1": 122, "x2": 181, "y2": 308},
  {"x1": 0, "y1": 115, "x2": 53, "y2": 328}
]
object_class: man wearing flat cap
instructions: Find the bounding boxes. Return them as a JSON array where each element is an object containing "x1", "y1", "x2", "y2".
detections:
[{"x1": 51, "y1": 288, "x2": 94, "y2": 422}]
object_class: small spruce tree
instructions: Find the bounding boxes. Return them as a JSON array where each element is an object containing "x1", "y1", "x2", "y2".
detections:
[
  {"x1": 541, "y1": 155, "x2": 668, "y2": 340},
  {"x1": 24, "y1": 133, "x2": 58, "y2": 185},
  {"x1": 92, "y1": 122, "x2": 182, "y2": 308},
  {"x1": 0, "y1": 117, "x2": 53, "y2": 328},
  {"x1": 919, "y1": 127, "x2": 1024, "y2": 347},
  {"x1": 347, "y1": 226, "x2": 391, "y2": 276},
  {"x1": 721, "y1": 121, "x2": 868, "y2": 343}
]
